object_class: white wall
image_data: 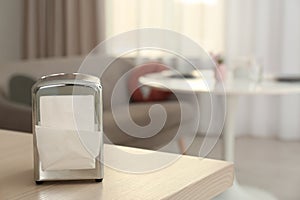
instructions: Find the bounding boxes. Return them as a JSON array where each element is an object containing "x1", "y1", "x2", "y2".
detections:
[{"x1": 0, "y1": 0, "x2": 23, "y2": 64}]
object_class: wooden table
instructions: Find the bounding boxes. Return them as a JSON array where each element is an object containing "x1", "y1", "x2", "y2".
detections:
[{"x1": 0, "y1": 129, "x2": 233, "y2": 200}]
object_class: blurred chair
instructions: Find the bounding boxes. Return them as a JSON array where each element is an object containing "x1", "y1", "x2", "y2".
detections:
[
  {"x1": 0, "y1": 91, "x2": 32, "y2": 133},
  {"x1": 0, "y1": 75, "x2": 36, "y2": 133},
  {"x1": 9, "y1": 75, "x2": 35, "y2": 106}
]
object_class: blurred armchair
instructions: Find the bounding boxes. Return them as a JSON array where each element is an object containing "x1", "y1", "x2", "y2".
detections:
[{"x1": 0, "y1": 90, "x2": 31, "y2": 132}]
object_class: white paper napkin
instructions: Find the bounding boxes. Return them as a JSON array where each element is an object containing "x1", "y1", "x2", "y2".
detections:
[
  {"x1": 36, "y1": 95, "x2": 101, "y2": 170},
  {"x1": 36, "y1": 126, "x2": 101, "y2": 170},
  {"x1": 40, "y1": 95, "x2": 95, "y2": 131}
]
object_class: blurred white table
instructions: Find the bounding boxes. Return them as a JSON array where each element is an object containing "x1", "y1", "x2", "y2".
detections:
[{"x1": 140, "y1": 71, "x2": 300, "y2": 200}]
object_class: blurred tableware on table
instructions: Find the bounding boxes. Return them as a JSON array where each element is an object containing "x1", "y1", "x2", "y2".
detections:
[{"x1": 232, "y1": 57, "x2": 263, "y2": 83}]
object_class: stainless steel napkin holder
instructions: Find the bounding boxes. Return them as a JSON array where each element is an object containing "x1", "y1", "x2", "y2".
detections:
[{"x1": 32, "y1": 73, "x2": 103, "y2": 184}]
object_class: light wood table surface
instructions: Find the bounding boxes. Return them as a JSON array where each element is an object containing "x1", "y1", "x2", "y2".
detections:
[{"x1": 0, "y1": 129, "x2": 233, "y2": 200}]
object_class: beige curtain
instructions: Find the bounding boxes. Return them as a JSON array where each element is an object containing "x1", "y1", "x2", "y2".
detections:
[{"x1": 23, "y1": 0, "x2": 105, "y2": 59}]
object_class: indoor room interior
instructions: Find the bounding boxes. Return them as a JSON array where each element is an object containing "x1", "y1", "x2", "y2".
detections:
[{"x1": 0, "y1": 0, "x2": 300, "y2": 200}]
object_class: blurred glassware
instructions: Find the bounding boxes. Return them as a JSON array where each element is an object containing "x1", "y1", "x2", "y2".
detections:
[{"x1": 232, "y1": 57, "x2": 263, "y2": 83}]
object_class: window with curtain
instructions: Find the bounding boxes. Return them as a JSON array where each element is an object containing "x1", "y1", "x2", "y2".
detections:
[
  {"x1": 104, "y1": 0, "x2": 225, "y2": 58},
  {"x1": 23, "y1": 0, "x2": 105, "y2": 59},
  {"x1": 23, "y1": 0, "x2": 223, "y2": 59}
]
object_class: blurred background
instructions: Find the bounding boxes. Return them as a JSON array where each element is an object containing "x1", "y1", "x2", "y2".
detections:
[{"x1": 0, "y1": 0, "x2": 300, "y2": 199}]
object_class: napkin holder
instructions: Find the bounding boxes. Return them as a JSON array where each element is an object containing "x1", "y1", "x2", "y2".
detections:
[{"x1": 32, "y1": 73, "x2": 103, "y2": 184}]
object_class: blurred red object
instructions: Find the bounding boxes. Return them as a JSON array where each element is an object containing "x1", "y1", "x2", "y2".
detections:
[{"x1": 128, "y1": 63, "x2": 172, "y2": 102}]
